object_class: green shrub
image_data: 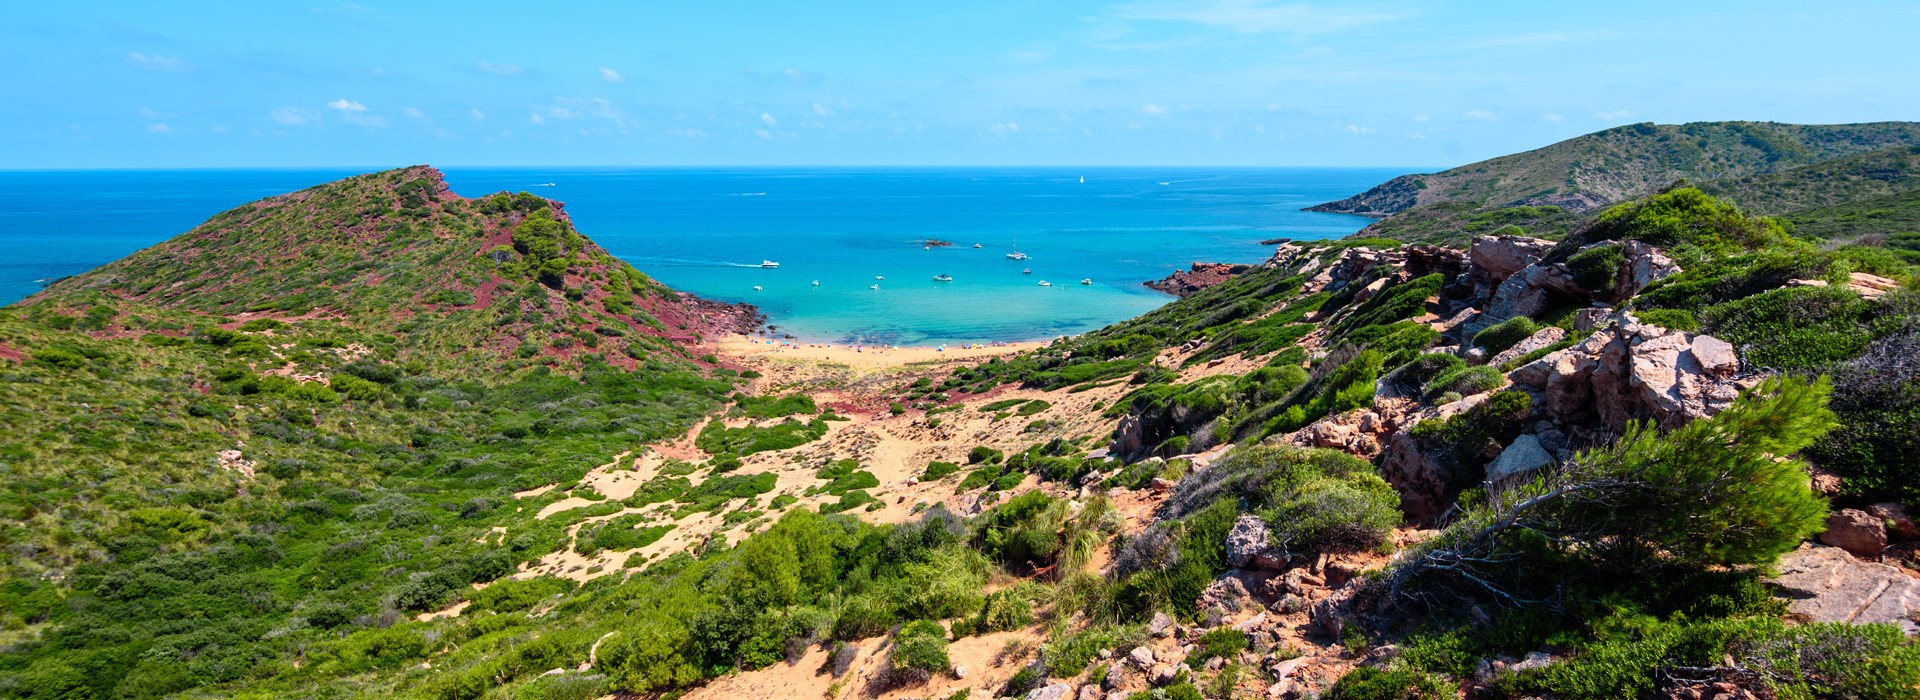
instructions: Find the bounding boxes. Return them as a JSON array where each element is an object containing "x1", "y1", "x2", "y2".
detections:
[
  {"x1": 1632, "y1": 307, "x2": 1699, "y2": 332},
  {"x1": 1565, "y1": 243, "x2": 1626, "y2": 291},
  {"x1": 1329, "y1": 667, "x2": 1450, "y2": 700},
  {"x1": 1189, "y1": 628, "x2": 1248, "y2": 665},
  {"x1": 974, "y1": 589, "x2": 1034, "y2": 633},
  {"x1": 1424, "y1": 365, "x2": 1504, "y2": 399},
  {"x1": 921, "y1": 461, "x2": 961, "y2": 481},
  {"x1": 889, "y1": 620, "x2": 951, "y2": 679},
  {"x1": 467, "y1": 577, "x2": 573, "y2": 613},
  {"x1": 1701, "y1": 285, "x2": 1873, "y2": 370},
  {"x1": 1473, "y1": 316, "x2": 1540, "y2": 356}
]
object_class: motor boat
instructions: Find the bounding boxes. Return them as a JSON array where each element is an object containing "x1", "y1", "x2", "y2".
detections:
[{"x1": 760, "y1": 260, "x2": 780, "y2": 268}]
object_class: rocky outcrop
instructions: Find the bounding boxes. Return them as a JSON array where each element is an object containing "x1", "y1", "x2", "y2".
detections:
[
  {"x1": 1476, "y1": 237, "x2": 1678, "y2": 327},
  {"x1": 1225, "y1": 515, "x2": 1288, "y2": 571},
  {"x1": 1468, "y1": 235, "x2": 1554, "y2": 297},
  {"x1": 1484, "y1": 434, "x2": 1554, "y2": 483},
  {"x1": 1487, "y1": 326, "x2": 1567, "y2": 367},
  {"x1": 1787, "y1": 272, "x2": 1903, "y2": 300},
  {"x1": 1507, "y1": 316, "x2": 1751, "y2": 438},
  {"x1": 1144, "y1": 262, "x2": 1244, "y2": 297},
  {"x1": 1769, "y1": 544, "x2": 1920, "y2": 634},
  {"x1": 1869, "y1": 503, "x2": 1918, "y2": 541},
  {"x1": 1819, "y1": 509, "x2": 1888, "y2": 558}
]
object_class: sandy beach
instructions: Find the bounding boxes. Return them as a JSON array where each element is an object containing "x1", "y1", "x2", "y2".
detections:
[{"x1": 711, "y1": 336, "x2": 1051, "y2": 370}]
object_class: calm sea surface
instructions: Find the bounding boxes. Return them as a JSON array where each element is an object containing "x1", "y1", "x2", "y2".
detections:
[{"x1": 0, "y1": 167, "x2": 1399, "y2": 344}]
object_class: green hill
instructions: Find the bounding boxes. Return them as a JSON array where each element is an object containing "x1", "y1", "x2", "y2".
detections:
[{"x1": 1313, "y1": 121, "x2": 1920, "y2": 244}]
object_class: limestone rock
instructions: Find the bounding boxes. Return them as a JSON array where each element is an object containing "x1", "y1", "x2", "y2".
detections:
[
  {"x1": 1485, "y1": 434, "x2": 1554, "y2": 483},
  {"x1": 1488, "y1": 326, "x2": 1568, "y2": 367},
  {"x1": 1848, "y1": 272, "x2": 1901, "y2": 299},
  {"x1": 1225, "y1": 515, "x2": 1286, "y2": 571},
  {"x1": 1148, "y1": 611, "x2": 1176, "y2": 638},
  {"x1": 1027, "y1": 683, "x2": 1074, "y2": 700},
  {"x1": 1769, "y1": 544, "x2": 1920, "y2": 634},
  {"x1": 1819, "y1": 508, "x2": 1888, "y2": 558},
  {"x1": 1868, "y1": 503, "x2": 1918, "y2": 541},
  {"x1": 1078, "y1": 686, "x2": 1104, "y2": 700},
  {"x1": 1128, "y1": 646, "x2": 1157, "y2": 670},
  {"x1": 1110, "y1": 414, "x2": 1144, "y2": 460},
  {"x1": 1507, "y1": 320, "x2": 1755, "y2": 439},
  {"x1": 1470, "y1": 235, "x2": 1554, "y2": 286},
  {"x1": 1198, "y1": 576, "x2": 1250, "y2": 614},
  {"x1": 1150, "y1": 664, "x2": 1180, "y2": 687}
]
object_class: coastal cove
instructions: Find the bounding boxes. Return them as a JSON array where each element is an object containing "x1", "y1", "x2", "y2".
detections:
[{"x1": 0, "y1": 167, "x2": 1394, "y2": 344}]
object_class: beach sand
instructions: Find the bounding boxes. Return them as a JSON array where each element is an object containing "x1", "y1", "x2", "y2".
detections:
[{"x1": 712, "y1": 336, "x2": 1050, "y2": 370}]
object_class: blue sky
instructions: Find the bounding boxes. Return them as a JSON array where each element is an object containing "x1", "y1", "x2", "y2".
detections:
[{"x1": 3, "y1": 1, "x2": 1916, "y2": 168}]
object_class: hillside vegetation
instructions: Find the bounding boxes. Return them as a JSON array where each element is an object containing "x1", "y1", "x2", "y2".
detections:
[
  {"x1": 4, "y1": 157, "x2": 1920, "y2": 700},
  {"x1": 1313, "y1": 121, "x2": 1920, "y2": 245}
]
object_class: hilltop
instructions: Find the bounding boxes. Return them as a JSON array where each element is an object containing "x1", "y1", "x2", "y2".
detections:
[
  {"x1": 1312, "y1": 121, "x2": 1920, "y2": 244},
  {"x1": 32, "y1": 166, "x2": 760, "y2": 373}
]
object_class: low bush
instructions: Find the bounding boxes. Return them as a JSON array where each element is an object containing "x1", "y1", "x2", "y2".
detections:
[{"x1": 1473, "y1": 316, "x2": 1540, "y2": 356}]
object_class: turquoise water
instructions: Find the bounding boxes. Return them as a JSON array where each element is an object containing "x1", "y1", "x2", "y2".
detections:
[{"x1": 0, "y1": 167, "x2": 1397, "y2": 344}]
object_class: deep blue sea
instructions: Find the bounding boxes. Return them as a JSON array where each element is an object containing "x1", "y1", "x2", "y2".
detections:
[{"x1": 0, "y1": 167, "x2": 1399, "y2": 344}]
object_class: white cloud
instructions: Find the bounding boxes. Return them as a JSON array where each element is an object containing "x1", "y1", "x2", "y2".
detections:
[
  {"x1": 988, "y1": 122, "x2": 1022, "y2": 136},
  {"x1": 1343, "y1": 124, "x2": 1372, "y2": 135},
  {"x1": 137, "y1": 107, "x2": 172, "y2": 119},
  {"x1": 1141, "y1": 103, "x2": 1168, "y2": 116},
  {"x1": 529, "y1": 112, "x2": 545, "y2": 125},
  {"x1": 211, "y1": 124, "x2": 229, "y2": 133},
  {"x1": 1593, "y1": 109, "x2": 1636, "y2": 120},
  {"x1": 1008, "y1": 48, "x2": 1050, "y2": 63},
  {"x1": 402, "y1": 107, "x2": 425, "y2": 119},
  {"x1": 1402, "y1": 132, "x2": 1428, "y2": 140},
  {"x1": 470, "y1": 108, "x2": 486, "y2": 121},
  {"x1": 477, "y1": 61, "x2": 524, "y2": 76},
  {"x1": 1411, "y1": 113, "x2": 1431, "y2": 123},
  {"x1": 126, "y1": 52, "x2": 186, "y2": 72},
  {"x1": 812, "y1": 102, "x2": 834, "y2": 116},
  {"x1": 754, "y1": 128, "x2": 774, "y2": 140},
  {"x1": 1113, "y1": 1, "x2": 1408, "y2": 36},
  {"x1": 327, "y1": 99, "x2": 367, "y2": 112},
  {"x1": 147, "y1": 123, "x2": 172, "y2": 134},
  {"x1": 270, "y1": 107, "x2": 316, "y2": 126},
  {"x1": 760, "y1": 112, "x2": 779, "y2": 127},
  {"x1": 598, "y1": 66, "x2": 625, "y2": 83},
  {"x1": 666, "y1": 128, "x2": 708, "y2": 139},
  {"x1": 1462, "y1": 109, "x2": 1496, "y2": 121},
  {"x1": 1542, "y1": 112, "x2": 1566, "y2": 123}
]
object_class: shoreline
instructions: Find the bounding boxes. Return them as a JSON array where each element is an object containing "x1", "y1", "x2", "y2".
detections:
[{"x1": 709, "y1": 334, "x2": 1049, "y2": 369}]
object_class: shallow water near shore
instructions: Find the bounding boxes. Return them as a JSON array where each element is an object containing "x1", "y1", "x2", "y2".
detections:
[{"x1": 0, "y1": 167, "x2": 1396, "y2": 344}]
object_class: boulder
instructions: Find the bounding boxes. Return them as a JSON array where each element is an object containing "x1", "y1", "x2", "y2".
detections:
[
  {"x1": 1484, "y1": 434, "x2": 1554, "y2": 483},
  {"x1": 1487, "y1": 326, "x2": 1568, "y2": 367},
  {"x1": 1819, "y1": 508, "x2": 1888, "y2": 558},
  {"x1": 1769, "y1": 544, "x2": 1920, "y2": 634},
  {"x1": 1469, "y1": 235, "x2": 1554, "y2": 286},
  {"x1": 1110, "y1": 414, "x2": 1144, "y2": 460},
  {"x1": 1128, "y1": 646, "x2": 1157, "y2": 670},
  {"x1": 1198, "y1": 576, "x2": 1251, "y2": 614},
  {"x1": 1148, "y1": 611, "x2": 1176, "y2": 638},
  {"x1": 1027, "y1": 683, "x2": 1074, "y2": 700},
  {"x1": 1150, "y1": 664, "x2": 1181, "y2": 687},
  {"x1": 1222, "y1": 515, "x2": 1291, "y2": 571},
  {"x1": 1078, "y1": 686, "x2": 1103, "y2": 700},
  {"x1": 1868, "y1": 503, "x2": 1918, "y2": 541},
  {"x1": 1849, "y1": 272, "x2": 1902, "y2": 299}
]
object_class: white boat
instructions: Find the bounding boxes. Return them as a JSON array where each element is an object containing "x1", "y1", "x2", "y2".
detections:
[
  {"x1": 811, "y1": 280, "x2": 820, "y2": 286},
  {"x1": 933, "y1": 274, "x2": 953, "y2": 282},
  {"x1": 760, "y1": 260, "x2": 780, "y2": 268},
  {"x1": 1078, "y1": 176, "x2": 1085, "y2": 184},
  {"x1": 875, "y1": 275, "x2": 885, "y2": 280},
  {"x1": 1023, "y1": 268, "x2": 1031, "y2": 274},
  {"x1": 869, "y1": 284, "x2": 879, "y2": 290},
  {"x1": 972, "y1": 243, "x2": 982, "y2": 249},
  {"x1": 752, "y1": 285, "x2": 762, "y2": 291},
  {"x1": 1006, "y1": 251, "x2": 1028, "y2": 261},
  {"x1": 1038, "y1": 280, "x2": 1052, "y2": 287},
  {"x1": 1080, "y1": 279, "x2": 1092, "y2": 285}
]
